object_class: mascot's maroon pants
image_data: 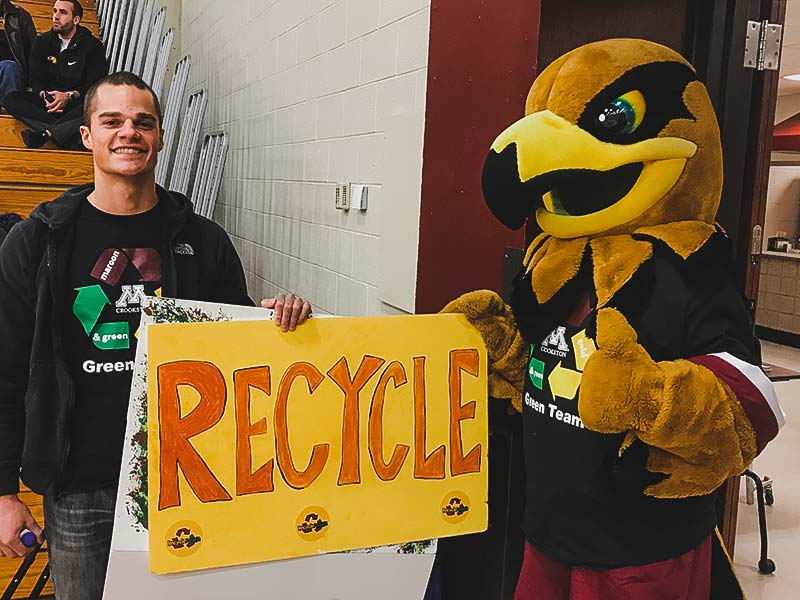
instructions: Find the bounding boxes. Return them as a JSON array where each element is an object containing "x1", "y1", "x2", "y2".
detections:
[{"x1": 514, "y1": 537, "x2": 711, "y2": 600}]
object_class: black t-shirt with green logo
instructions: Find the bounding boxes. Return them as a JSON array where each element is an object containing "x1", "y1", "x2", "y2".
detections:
[
  {"x1": 513, "y1": 270, "x2": 717, "y2": 569},
  {"x1": 64, "y1": 201, "x2": 163, "y2": 491}
]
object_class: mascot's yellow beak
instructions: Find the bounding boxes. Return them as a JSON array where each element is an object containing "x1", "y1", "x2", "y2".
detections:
[
  {"x1": 489, "y1": 111, "x2": 696, "y2": 238},
  {"x1": 481, "y1": 39, "x2": 723, "y2": 239}
]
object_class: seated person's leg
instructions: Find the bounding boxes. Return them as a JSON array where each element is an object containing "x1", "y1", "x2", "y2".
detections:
[
  {"x1": 49, "y1": 102, "x2": 86, "y2": 150},
  {"x1": 2, "y1": 90, "x2": 59, "y2": 148},
  {"x1": 0, "y1": 59, "x2": 22, "y2": 104}
]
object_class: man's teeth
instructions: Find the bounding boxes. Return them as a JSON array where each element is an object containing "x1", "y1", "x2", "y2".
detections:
[{"x1": 113, "y1": 148, "x2": 144, "y2": 154}]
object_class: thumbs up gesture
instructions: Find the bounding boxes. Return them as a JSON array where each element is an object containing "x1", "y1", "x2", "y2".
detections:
[
  {"x1": 579, "y1": 307, "x2": 756, "y2": 498},
  {"x1": 578, "y1": 308, "x2": 664, "y2": 435}
]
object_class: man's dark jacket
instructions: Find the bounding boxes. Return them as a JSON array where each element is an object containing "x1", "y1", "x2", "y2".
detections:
[
  {"x1": 2, "y1": 2, "x2": 37, "y2": 83},
  {"x1": 0, "y1": 184, "x2": 253, "y2": 496},
  {"x1": 29, "y1": 24, "x2": 107, "y2": 97}
]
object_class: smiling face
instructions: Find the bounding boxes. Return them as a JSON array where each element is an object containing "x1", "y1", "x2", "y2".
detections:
[
  {"x1": 481, "y1": 39, "x2": 723, "y2": 239},
  {"x1": 80, "y1": 84, "x2": 164, "y2": 180},
  {"x1": 52, "y1": 1, "x2": 79, "y2": 36}
]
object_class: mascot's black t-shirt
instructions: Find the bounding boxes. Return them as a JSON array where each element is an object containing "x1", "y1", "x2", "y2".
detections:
[
  {"x1": 64, "y1": 201, "x2": 163, "y2": 492},
  {"x1": 516, "y1": 279, "x2": 718, "y2": 568}
]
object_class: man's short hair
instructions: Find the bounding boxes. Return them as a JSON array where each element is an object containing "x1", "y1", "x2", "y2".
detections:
[
  {"x1": 83, "y1": 71, "x2": 163, "y2": 127},
  {"x1": 59, "y1": 0, "x2": 84, "y2": 20}
]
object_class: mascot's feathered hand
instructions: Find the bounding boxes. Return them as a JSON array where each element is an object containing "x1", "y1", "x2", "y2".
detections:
[
  {"x1": 579, "y1": 308, "x2": 756, "y2": 498},
  {"x1": 442, "y1": 290, "x2": 527, "y2": 410}
]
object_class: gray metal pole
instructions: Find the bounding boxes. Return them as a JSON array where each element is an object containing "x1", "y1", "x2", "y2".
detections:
[
  {"x1": 169, "y1": 92, "x2": 197, "y2": 189},
  {"x1": 156, "y1": 55, "x2": 191, "y2": 187},
  {"x1": 201, "y1": 135, "x2": 223, "y2": 215},
  {"x1": 142, "y1": 7, "x2": 166, "y2": 85},
  {"x1": 191, "y1": 135, "x2": 212, "y2": 212},
  {"x1": 170, "y1": 90, "x2": 207, "y2": 195},
  {"x1": 203, "y1": 133, "x2": 229, "y2": 219},
  {"x1": 131, "y1": 0, "x2": 154, "y2": 76},
  {"x1": 99, "y1": 0, "x2": 115, "y2": 41},
  {"x1": 104, "y1": 0, "x2": 123, "y2": 60},
  {"x1": 111, "y1": 0, "x2": 135, "y2": 73},
  {"x1": 98, "y1": 0, "x2": 106, "y2": 34},
  {"x1": 124, "y1": 0, "x2": 144, "y2": 72},
  {"x1": 151, "y1": 28, "x2": 175, "y2": 98}
]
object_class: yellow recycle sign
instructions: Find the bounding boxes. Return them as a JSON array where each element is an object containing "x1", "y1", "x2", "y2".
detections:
[{"x1": 547, "y1": 329, "x2": 596, "y2": 401}]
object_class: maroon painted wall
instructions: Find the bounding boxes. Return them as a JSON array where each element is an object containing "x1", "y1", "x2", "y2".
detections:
[
  {"x1": 414, "y1": 0, "x2": 540, "y2": 314},
  {"x1": 537, "y1": 1, "x2": 691, "y2": 68}
]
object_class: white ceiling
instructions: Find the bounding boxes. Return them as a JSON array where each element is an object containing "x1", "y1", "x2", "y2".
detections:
[{"x1": 778, "y1": 0, "x2": 800, "y2": 95}]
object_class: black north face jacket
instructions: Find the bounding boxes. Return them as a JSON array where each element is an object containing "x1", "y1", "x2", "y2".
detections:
[{"x1": 0, "y1": 184, "x2": 252, "y2": 496}]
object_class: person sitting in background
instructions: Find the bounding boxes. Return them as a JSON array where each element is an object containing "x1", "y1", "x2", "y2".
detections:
[
  {"x1": 0, "y1": 0, "x2": 36, "y2": 103},
  {"x1": 1, "y1": 0, "x2": 106, "y2": 148}
]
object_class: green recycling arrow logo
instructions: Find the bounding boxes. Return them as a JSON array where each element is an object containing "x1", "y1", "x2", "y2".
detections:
[{"x1": 73, "y1": 285, "x2": 130, "y2": 350}]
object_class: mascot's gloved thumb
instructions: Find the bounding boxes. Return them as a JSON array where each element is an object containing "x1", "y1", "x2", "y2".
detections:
[{"x1": 579, "y1": 308, "x2": 665, "y2": 434}]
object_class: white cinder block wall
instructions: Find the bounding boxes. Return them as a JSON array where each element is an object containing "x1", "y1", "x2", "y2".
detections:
[{"x1": 180, "y1": 0, "x2": 431, "y2": 315}]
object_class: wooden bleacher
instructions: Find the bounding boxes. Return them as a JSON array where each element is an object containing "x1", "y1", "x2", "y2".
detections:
[
  {"x1": 0, "y1": 147, "x2": 93, "y2": 186},
  {"x1": 0, "y1": 119, "x2": 91, "y2": 216},
  {"x1": 19, "y1": 0, "x2": 97, "y2": 20},
  {"x1": 1, "y1": 3, "x2": 96, "y2": 596},
  {"x1": 0, "y1": 486, "x2": 49, "y2": 599},
  {"x1": 32, "y1": 15, "x2": 99, "y2": 37},
  {"x1": 0, "y1": 114, "x2": 56, "y2": 148}
]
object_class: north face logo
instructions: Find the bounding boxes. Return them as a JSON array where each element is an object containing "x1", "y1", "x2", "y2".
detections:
[
  {"x1": 116, "y1": 284, "x2": 146, "y2": 308},
  {"x1": 174, "y1": 243, "x2": 194, "y2": 255}
]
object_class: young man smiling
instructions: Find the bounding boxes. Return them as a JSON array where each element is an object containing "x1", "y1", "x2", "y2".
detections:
[{"x1": 0, "y1": 72, "x2": 311, "y2": 599}]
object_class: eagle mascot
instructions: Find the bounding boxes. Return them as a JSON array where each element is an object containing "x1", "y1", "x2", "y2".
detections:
[{"x1": 443, "y1": 38, "x2": 785, "y2": 599}]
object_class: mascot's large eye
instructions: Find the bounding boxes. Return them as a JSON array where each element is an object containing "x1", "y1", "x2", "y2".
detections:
[{"x1": 595, "y1": 90, "x2": 646, "y2": 134}]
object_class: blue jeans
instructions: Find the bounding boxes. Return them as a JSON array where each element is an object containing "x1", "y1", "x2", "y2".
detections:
[
  {"x1": 43, "y1": 487, "x2": 116, "y2": 600},
  {"x1": 0, "y1": 59, "x2": 22, "y2": 104}
]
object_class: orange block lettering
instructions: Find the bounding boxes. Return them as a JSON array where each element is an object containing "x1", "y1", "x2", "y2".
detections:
[
  {"x1": 233, "y1": 366, "x2": 274, "y2": 496},
  {"x1": 275, "y1": 362, "x2": 329, "y2": 489},
  {"x1": 449, "y1": 349, "x2": 481, "y2": 476},
  {"x1": 328, "y1": 356, "x2": 385, "y2": 485},
  {"x1": 413, "y1": 356, "x2": 445, "y2": 479},
  {"x1": 157, "y1": 361, "x2": 232, "y2": 510},
  {"x1": 368, "y1": 361, "x2": 410, "y2": 481}
]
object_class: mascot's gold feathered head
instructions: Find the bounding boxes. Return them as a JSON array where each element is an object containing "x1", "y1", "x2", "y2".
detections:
[{"x1": 482, "y1": 38, "x2": 722, "y2": 240}]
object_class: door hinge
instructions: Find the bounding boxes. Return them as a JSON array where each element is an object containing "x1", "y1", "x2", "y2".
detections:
[{"x1": 744, "y1": 20, "x2": 783, "y2": 70}]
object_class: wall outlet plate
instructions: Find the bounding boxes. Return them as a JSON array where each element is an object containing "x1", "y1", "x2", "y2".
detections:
[
  {"x1": 350, "y1": 184, "x2": 368, "y2": 211},
  {"x1": 335, "y1": 182, "x2": 350, "y2": 210}
]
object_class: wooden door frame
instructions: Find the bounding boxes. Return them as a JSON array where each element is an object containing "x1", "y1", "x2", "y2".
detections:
[
  {"x1": 697, "y1": 0, "x2": 787, "y2": 556},
  {"x1": 744, "y1": 0, "x2": 787, "y2": 303},
  {"x1": 697, "y1": 0, "x2": 787, "y2": 300}
]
